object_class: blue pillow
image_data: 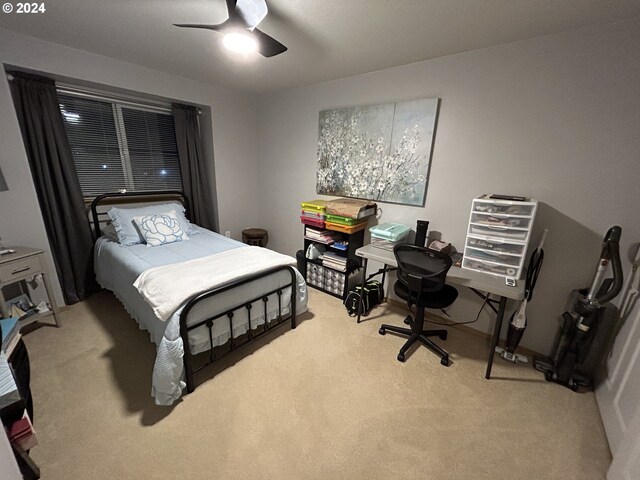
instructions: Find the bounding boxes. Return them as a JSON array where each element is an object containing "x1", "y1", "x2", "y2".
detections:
[
  {"x1": 107, "y1": 202, "x2": 196, "y2": 246},
  {"x1": 133, "y1": 212, "x2": 189, "y2": 247}
]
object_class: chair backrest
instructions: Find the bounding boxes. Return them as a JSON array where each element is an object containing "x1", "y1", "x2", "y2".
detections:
[{"x1": 393, "y1": 244, "x2": 453, "y2": 295}]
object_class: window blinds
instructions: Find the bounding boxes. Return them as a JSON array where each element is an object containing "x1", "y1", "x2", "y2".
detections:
[{"x1": 58, "y1": 93, "x2": 181, "y2": 197}]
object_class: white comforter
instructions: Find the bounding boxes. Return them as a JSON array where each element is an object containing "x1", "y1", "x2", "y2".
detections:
[
  {"x1": 129, "y1": 245, "x2": 307, "y2": 405},
  {"x1": 96, "y1": 229, "x2": 308, "y2": 405},
  {"x1": 134, "y1": 246, "x2": 299, "y2": 321}
]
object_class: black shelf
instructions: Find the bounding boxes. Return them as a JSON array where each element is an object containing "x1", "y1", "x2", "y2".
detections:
[{"x1": 301, "y1": 224, "x2": 366, "y2": 299}]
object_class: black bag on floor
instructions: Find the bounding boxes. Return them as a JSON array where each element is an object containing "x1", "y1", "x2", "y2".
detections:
[{"x1": 344, "y1": 280, "x2": 384, "y2": 317}]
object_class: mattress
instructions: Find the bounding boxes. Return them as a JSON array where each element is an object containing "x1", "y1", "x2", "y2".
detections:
[{"x1": 95, "y1": 226, "x2": 307, "y2": 405}]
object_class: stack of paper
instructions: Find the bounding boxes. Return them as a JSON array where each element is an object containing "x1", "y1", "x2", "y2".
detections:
[
  {"x1": 304, "y1": 227, "x2": 340, "y2": 244},
  {"x1": 0, "y1": 351, "x2": 17, "y2": 397},
  {"x1": 322, "y1": 252, "x2": 348, "y2": 272}
]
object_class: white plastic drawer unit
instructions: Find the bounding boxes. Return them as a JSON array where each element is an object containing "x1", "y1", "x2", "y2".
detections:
[
  {"x1": 472, "y1": 201, "x2": 535, "y2": 216},
  {"x1": 469, "y1": 224, "x2": 528, "y2": 240},
  {"x1": 463, "y1": 195, "x2": 538, "y2": 279},
  {"x1": 464, "y1": 247, "x2": 522, "y2": 267},
  {"x1": 465, "y1": 236, "x2": 525, "y2": 256},
  {"x1": 469, "y1": 213, "x2": 532, "y2": 230},
  {"x1": 462, "y1": 258, "x2": 517, "y2": 277}
]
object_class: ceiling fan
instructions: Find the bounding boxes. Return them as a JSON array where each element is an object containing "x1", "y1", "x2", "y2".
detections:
[{"x1": 174, "y1": 0, "x2": 287, "y2": 58}]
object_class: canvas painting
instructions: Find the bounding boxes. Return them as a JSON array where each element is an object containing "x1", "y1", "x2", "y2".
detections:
[{"x1": 316, "y1": 98, "x2": 439, "y2": 206}]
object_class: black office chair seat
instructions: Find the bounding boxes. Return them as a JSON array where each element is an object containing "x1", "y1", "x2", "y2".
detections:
[{"x1": 380, "y1": 244, "x2": 458, "y2": 366}]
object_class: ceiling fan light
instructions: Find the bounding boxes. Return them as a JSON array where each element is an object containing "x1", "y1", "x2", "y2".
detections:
[{"x1": 222, "y1": 32, "x2": 258, "y2": 54}]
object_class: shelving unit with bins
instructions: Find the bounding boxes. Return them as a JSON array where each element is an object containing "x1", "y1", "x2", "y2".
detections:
[
  {"x1": 302, "y1": 225, "x2": 364, "y2": 299},
  {"x1": 462, "y1": 195, "x2": 538, "y2": 279}
]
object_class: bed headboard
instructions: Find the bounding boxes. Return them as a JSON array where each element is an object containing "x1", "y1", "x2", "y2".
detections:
[{"x1": 90, "y1": 190, "x2": 191, "y2": 238}]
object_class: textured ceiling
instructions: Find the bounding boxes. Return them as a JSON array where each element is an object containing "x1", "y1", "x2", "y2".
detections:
[{"x1": 1, "y1": 0, "x2": 640, "y2": 93}]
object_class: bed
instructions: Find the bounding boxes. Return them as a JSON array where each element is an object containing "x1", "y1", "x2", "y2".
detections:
[{"x1": 90, "y1": 191, "x2": 307, "y2": 405}]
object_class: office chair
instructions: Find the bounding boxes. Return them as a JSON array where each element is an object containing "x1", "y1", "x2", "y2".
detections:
[{"x1": 379, "y1": 244, "x2": 458, "y2": 365}]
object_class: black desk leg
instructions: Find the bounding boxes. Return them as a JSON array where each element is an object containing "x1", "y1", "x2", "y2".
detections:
[
  {"x1": 381, "y1": 263, "x2": 387, "y2": 295},
  {"x1": 356, "y1": 257, "x2": 368, "y2": 323},
  {"x1": 485, "y1": 295, "x2": 508, "y2": 379}
]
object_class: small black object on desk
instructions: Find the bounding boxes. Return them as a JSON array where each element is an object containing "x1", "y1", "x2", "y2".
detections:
[{"x1": 414, "y1": 220, "x2": 429, "y2": 247}]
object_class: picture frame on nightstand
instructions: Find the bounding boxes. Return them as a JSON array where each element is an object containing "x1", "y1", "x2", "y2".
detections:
[{"x1": 5, "y1": 294, "x2": 34, "y2": 314}]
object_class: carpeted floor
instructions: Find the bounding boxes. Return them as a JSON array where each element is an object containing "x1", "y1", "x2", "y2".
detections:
[{"x1": 23, "y1": 289, "x2": 610, "y2": 479}]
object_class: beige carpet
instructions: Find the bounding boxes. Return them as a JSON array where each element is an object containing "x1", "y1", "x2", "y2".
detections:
[{"x1": 23, "y1": 289, "x2": 610, "y2": 479}]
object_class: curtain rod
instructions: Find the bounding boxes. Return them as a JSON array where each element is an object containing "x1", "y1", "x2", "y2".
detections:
[
  {"x1": 57, "y1": 83, "x2": 203, "y2": 115},
  {"x1": 56, "y1": 84, "x2": 173, "y2": 114},
  {"x1": 6, "y1": 74, "x2": 203, "y2": 115}
]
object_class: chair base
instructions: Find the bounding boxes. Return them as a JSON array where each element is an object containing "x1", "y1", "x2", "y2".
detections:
[{"x1": 379, "y1": 315, "x2": 450, "y2": 366}]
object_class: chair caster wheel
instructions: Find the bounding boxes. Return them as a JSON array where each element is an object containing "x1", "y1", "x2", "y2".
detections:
[
  {"x1": 397, "y1": 353, "x2": 406, "y2": 363},
  {"x1": 440, "y1": 357, "x2": 449, "y2": 366},
  {"x1": 404, "y1": 317, "x2": 411, "y2": 325},
  {"x1": 379, "y1": 327, "x2": 386, "y2": 335},
  {"x1": 439, "y1": 332, "x2": 448, "y2": 340},
  {"x1": 544, "y1": 370, "x2": 553, "y2": 381}
]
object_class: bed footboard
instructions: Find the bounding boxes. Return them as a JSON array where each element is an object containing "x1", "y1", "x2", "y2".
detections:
[{"x1": 179, "y1": 265, "x2": 298, "y2": 393}]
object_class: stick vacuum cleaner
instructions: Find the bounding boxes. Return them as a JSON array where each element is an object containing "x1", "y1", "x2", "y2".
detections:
[
  {"x1": 534, "y1": 226, "x2": 623, "y2": 391},
  {"x1": 496, "y1": 230, "x2": 548, "y2": 364}
]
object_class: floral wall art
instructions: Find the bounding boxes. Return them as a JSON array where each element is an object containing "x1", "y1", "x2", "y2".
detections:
[{"x1": 316, "y1": 98, "x2": 439, "y2": 206}]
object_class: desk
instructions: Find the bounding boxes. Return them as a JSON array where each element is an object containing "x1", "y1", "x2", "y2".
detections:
[{"x1": 355, "y1": 244, "x2": 525, "y2": 379}]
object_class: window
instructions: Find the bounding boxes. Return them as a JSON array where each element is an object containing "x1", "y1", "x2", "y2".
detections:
[{"x1": 58, "y1": 93, "x2": 181, "y2": 197}]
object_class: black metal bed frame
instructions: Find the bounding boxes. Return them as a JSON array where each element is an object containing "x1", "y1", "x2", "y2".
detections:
[
  {"x1": 90, "y1": 191, "x2": 298, "y2": 395},
  {"x1": 90, "y1": 190, "x2": 190, "y2": 238}
]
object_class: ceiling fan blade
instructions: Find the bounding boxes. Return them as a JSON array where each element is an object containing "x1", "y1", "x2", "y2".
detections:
[
  {"x1": 234, "y1": 0, "x2": 268, "y2": 29},
  {"x1": 252, "y1": 27, "x2": 287, "y2": 57},
  {"x1": 225, "y1": 0, "x2": 237, "y2": 15},
  {"x1": 173, "y1": 21, "x2": 228, "y2": 32}
]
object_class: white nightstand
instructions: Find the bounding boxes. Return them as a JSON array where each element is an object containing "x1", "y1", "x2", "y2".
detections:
[{"x1": 0, "y1": 247, "x2": 60, "y2": 327}]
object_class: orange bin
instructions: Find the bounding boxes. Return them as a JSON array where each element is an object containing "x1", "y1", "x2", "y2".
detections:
[{"x1": 325, "y1": 221, "x2": 367, "y2": 234}]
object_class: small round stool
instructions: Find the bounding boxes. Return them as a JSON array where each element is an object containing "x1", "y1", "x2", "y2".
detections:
[{"x1": 242, "y1": 228, "x2": 268, "y2": 247}]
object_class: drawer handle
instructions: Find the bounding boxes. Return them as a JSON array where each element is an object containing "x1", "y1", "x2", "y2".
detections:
[{"x1": 11, "y1": 265, "x2": 31, "y2": 275}]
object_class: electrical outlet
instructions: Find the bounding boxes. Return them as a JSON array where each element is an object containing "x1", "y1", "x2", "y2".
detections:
[{"x1": 224, "y1": 230, "x2": 231, "y2": 238}]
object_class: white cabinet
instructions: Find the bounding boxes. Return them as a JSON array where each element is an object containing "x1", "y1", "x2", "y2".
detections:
[{"x1": 462, "y1": 195, "x2": 538, "y2": 279}]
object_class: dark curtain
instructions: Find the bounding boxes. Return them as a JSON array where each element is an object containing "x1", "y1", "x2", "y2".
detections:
[
  {"x1": 172, "y1": 104, "x2": 217, "y2": 231},
  {"x1": 9, "y1": 71, "x2": 97, "y2": 304}
]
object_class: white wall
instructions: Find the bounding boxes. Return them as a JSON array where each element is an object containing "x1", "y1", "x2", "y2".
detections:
[
  {"x1": 0, "y1": 28, "x2": 260, "y2": 306},
  {"x1": 256, "y1": 19, "x2": 640, "y2": 355}
]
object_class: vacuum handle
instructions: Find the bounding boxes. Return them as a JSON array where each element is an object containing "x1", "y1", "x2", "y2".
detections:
[
  {"x1": 597, "y1": 228, "x2": 624, "y2": 304},
  {"x1": 536, "y1": 229, "x2": 548, "y2": 251},
  {"x1": 600, "y1": 226, "x2": 622, "y2": 260}
]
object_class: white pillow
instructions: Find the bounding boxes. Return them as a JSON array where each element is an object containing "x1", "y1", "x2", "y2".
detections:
[
  {"x1": 102, "y1": 223, "x2": 119, "y2": 242},
  {"x1": 133, "y1": 210, "x2": 189, "y2": 247},
  {"x1": 107, "y1": 202, "x2": 197, "y2": 246}
]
